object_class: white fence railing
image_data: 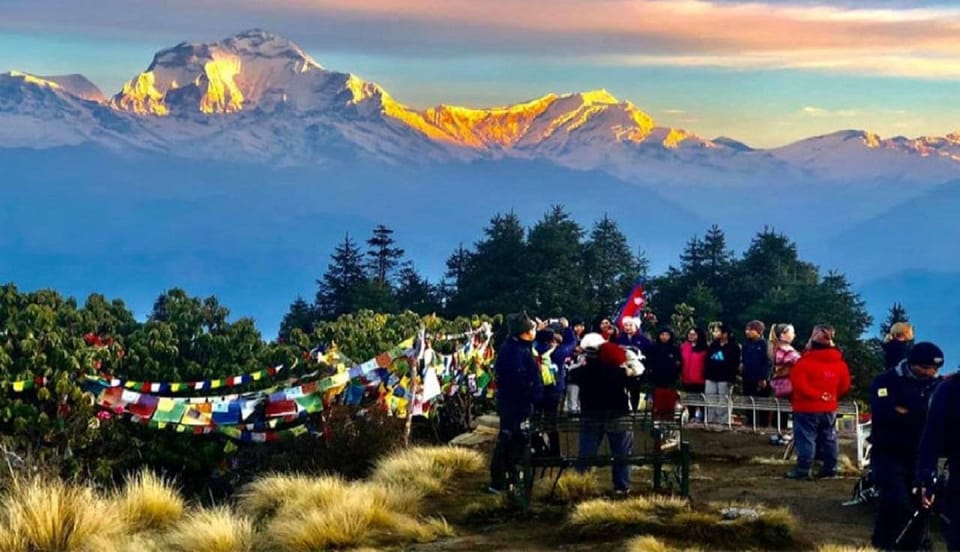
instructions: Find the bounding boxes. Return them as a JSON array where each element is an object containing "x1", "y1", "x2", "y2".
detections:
[{"x1": 679, "y1": 392, "x2": 869, "y2": 468}]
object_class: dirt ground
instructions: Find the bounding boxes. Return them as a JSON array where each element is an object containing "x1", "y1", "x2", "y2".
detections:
[{"x1": 415, "y1": 427, "x2": 901, "y2": 551}]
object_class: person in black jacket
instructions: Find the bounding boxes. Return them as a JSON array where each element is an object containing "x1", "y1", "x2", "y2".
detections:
[
  {"x1": 704, "y1": 323, "x2": 740, "y2": 427},
  {"x1": 915, "y1": 360, "x2": 960, "y2": 551},
  {"x1": 882, "y1": 322, "x2": 914, "y2": 369},
  {"x1": 647, "y1": 327, "x2": 681, "y2": 389},
  {"x1": 568, "y1": 336, "x2": 642, "y2": 494},
  {"x1": 869, "y1": 342, "x2": 943, "y2": 550},
  {"x1": 488, "y1": 313, "x2": 542, "y2": 493}
]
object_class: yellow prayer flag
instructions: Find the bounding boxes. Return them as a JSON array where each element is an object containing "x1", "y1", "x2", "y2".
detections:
[{"x1": 12, "y1": 381, "x2": 25, "y2": 392}]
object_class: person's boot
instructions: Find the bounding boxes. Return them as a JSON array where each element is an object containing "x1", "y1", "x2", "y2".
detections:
[{"x1": 784, "y1": 468, "x2": 812, "y2": 480}]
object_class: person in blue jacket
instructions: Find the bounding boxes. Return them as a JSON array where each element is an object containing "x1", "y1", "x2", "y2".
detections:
[
  {"x1": 914, "y1": 350, "x2": 960, "y2": 550},
  {"x1": 488, "y1": 312, "x2": 542, "y2": 493},
  {"x1": 870, "y1": 342, "x2": 944, "y2": 550},
  {"x1": 741, "y1": 320, "x2": 772, "y2": 427}
]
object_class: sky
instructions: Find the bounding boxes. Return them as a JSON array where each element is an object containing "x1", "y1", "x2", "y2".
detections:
[{"x1": 3, "y1": 0, "x2": 960, "y2": 147}]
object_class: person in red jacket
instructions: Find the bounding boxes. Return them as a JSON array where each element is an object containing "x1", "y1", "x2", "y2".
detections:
[{"x1": 785, "y1": 324, "x2": 851, "y2": 480}]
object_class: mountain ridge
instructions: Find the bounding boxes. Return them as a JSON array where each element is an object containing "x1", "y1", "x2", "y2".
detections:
[{"x1": 2, "y1": 29, "x2": 960, "y2": 188}]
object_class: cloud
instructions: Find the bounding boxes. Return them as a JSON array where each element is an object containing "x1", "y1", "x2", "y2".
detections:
[
  {"x1": 802, "y1": 106, "x2": 859, "y2": 118},
  {"x1": 4, "y1": 1, "x2": 960, "y2": 78},
  {"x1": 802, "y1": 106, "x2": 829, "y2": 117},
  {"x1": 663, "y1": 109, "x2": 687, "y2": 114}
]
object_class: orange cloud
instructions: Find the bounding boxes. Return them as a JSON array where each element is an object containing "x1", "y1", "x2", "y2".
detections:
[
  {"x1": 5, "y1": 0, "x2": 960, "y2": 78},
  {"x1": 246, "y1": 0, "x2": 960, "y2": 77}
]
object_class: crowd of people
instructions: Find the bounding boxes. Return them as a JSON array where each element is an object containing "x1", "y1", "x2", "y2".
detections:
[
  {"x1": 488, "y1": 312, "x2": 960, "y2": 550},
  {"x1": 488, "y1": 313, "x2": 854, "y2": 493}
]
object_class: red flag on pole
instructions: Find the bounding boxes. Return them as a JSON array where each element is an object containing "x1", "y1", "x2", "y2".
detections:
[{"x1": 614, "y1": 281, "x2": 646, "y2": 328}]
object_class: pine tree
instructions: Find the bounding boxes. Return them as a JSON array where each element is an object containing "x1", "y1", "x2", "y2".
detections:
[
  {"x1": 678, "y1": 234, "x2": 706, "y2": 279},
  {"x1": 315, "y1": 234, "x2": 368, "y2": 319},
  {"x1": 279, "y1": 296, "x2": 316, "y2": 340},
  {"x1": 366, "y1": 225, "x2": 405, "y2": 285},
  {"x1": 729, "y1": 228, "x2": 817, "y2": 322},
  {"x1": 444, "y1": 243, "x2": 471, "y2": 293},
  {"x1": 525, "y1": 205, "x2": 586, "y2": 316},
  {"x1": 454, "y1": 212, "x2": 528, "y2": 315},
  {"x1": 702, "y1": 224, "x2": 735, "y2": 292},
  {"x1": 583, "y1": 214, "x2": 640, "y2": 317},
  {"x1": 395, "y1": 262, "x2": 440, "y2": 315},
  {"x1": 880, "y1": 302, "x2": 910, "y2": 337}
]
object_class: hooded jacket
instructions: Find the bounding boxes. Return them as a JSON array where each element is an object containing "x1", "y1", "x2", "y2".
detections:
[
  {"x1": 646, "y1": 329, "x2": 681, "y2": 388},
  {"x1": 789, "y1": 346, "x2": 851, "y2": 413}
]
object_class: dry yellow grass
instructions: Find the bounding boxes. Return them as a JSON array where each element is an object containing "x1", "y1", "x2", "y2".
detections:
[
  {"x1": 817, "y1": 546, "x2": 876, "y2": 552},
  {"x1": 112, "y1": 531, "x2": 164, "y2": 552},
  {"x1": 163, "y1": 506, "x2": 255, "y2": 552},
  {"x1": 371, "y1": 446, "x2": 484, "y2": 495},
  {"x1": 570, "y1": 494, "x2": 690, "y2": 525},
  {"x1": 273, "y1": 474, "x2": 351, "y2": 517},
  {"x1": 838, "y1": 454, "x2": 860, "y2": 475},
  {"x1": 626, "y1": 535, "x2": 671, "y2": 552},
  {"x1": 748, "y1": 455, "x2": 793, "y2": 466},
  {"x1": 554, "y1": 471, "x2": 601, "y2": 502},
  {"x1": 569, "y1": 497, "x2": 664, "y2": 529},
  {"x1": 0, "y1": 477, "x2": 123, "y2": 552},
  {"x1": 626, "y1": 535, "x2": 703, "y2": 552},
  {"x1": 114, "y1": 470, "x2": 185, "y2": 532},
  {"x1": 265, "y1": 484, "x2": 452, "y2": 550},
  {"x1": 236, "y1": 473, "x2": 347, "y2": 520}
]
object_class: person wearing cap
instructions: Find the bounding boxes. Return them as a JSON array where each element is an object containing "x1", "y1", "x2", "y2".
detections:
[
  {"x1": 869, "y1": 341, "x2": 944, "y2": 550},
  {"x1": 488, "y1": 312, "x2": 541, "y2": 494},
  {"x1": 784, "y1": 324, "x2": 851, "y2": 480},
  {"x1": 913, "y1": 346, "x2": 960, "y2": 550},
  {"x1": 567, "y1": 333, "x2": 643, "y2": 495}
]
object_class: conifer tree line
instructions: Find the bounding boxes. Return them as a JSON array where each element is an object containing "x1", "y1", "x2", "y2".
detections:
[
  {"x1": 280, "y1": 207, "x2": 648, "y2": 338},
  {"x1": 282, "y1": 206, "x2": 882, "y2": 381}
]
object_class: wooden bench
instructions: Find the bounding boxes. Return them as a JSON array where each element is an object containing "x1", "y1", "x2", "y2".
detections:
[{"x1": 679, "y1": 392, "x2": 869, "y2": 468}]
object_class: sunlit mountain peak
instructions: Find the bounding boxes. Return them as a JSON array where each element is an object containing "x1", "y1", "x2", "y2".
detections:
[
  {"x1": 576, "y1": 88, "x2": 619, "y2": 105},
  {"x1": 2, "y1": 71, "x2": 106, "y2": 103},
  {"x1": 111, "y1": 29, "x2": 329, "y2": 116}
]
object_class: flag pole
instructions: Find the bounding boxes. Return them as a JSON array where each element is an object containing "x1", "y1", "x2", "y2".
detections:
[{"x1": 404, "y1": 326, "x2": 426, "y2": 447}]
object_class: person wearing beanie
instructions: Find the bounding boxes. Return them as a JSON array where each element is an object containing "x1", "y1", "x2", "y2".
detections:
[
  {"x1": 868, "y1": 341, "x2": 944, "y2": 550},
  {"x1": 567, "y1": 337, "x2": 642, "y2": 494},
  {"x1": 914, "y1": 345, "x2": 960, "y2": 550},
  {"x1": 488, "y1": 312, "x2": 541, "y2": 494},
  {"x1": 785, "y1": 325, "x2": 851, "y2": 481}
]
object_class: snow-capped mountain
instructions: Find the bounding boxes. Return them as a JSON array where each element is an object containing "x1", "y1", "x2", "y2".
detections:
[
  {"x1": 771, "y1": 130, "x2": 960, "y2": 183},
  {"x1": 2, "y1": 29, "x2": 960, "y2": 186}
]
